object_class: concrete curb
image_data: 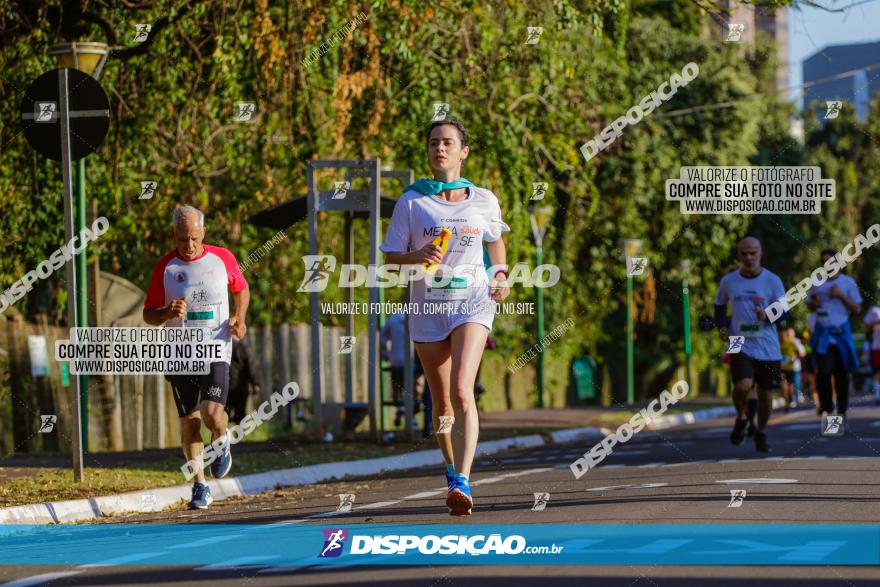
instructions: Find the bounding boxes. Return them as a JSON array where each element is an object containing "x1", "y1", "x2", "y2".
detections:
[
  {"x1": 0, "y1": 402, "x2": 754, "y2": 525},
  {"x1": 646, "y1": 398, "x2": 788, "y2": 431}
]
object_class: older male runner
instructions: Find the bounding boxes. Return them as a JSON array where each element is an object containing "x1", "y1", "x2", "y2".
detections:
[
  {"x1": 714, "y1": 237, "x2": 786, "y2": 452},
  {"x1": 143, "y1": 205, "x2": 249, "y2": 509}
]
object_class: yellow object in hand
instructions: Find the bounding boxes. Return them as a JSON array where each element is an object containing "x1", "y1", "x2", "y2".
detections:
[{"x1": 423, "y1": 228, "x2": 452, "y2": 275}]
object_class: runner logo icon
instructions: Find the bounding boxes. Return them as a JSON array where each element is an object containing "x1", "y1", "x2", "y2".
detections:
[
  {"x1": 728, "y1": 489, "x2": 746, "y2": 508},
  {"x1": 38, "y1": 414, "x2": 56, "y2": 433},
  {"x1": 332, "y1": 181, "x2": 349, "y2": 200},
  {"x1": 437, "y1": 415, "x2": 454, "y2": 434},
  {"x1": 626, "y1": 257, "x2": 648, "y2": 276},
  {"x1": 297, "y1": 255, "x2": 337, "y2": 293},
  {"x1": 319, "y1": 529, "x2": 348, "y2": 558},
  {"x1": 236, "y1": 102, "x2": 256, "y2": 122},
  {"x1": 35, "y1": 102, "x2": 56, "y2": 123},
  {"x1": 530, "y1": 182, "x2": 547, "y2": 201},
  {"x1": 337, "y1": 494, "x2": 355, "y2": 512},
  {"x1": 725, "y1": 24, "x2": 744, "y2": 42},
  {"x1": 532, "y1": 492, "x2": 550, "y2": 511},
  {"x1": 727, "y1": 336, "x2": 745, "y2": 354},
  {"x1": 338, "y1": 336, "x2": 355, "y2": 354},
  {"x1": 432, "y1": 102, "x2": 450, "y2": 121},
  {"x1": 524, "y1": 27, "x2": 543, "y2": 45},
  {"x1": 824, "y1": 101, "x2": 842, "y2": 120},
  {"x1": 133, "y1": 24, "x2": 152, "y2": 42},
  {"x1": 822, "y1": 415, "x2": 844, "y2": 436},
  {"x1": 139, "y1": 181, "x2": 157, "y2": 200}
]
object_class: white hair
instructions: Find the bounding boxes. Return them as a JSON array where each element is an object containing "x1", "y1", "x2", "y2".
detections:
[{"x1": 173, "y1": 205, "x2": 204, "y2": 229}]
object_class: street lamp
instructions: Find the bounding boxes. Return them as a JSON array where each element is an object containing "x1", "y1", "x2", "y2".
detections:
[
  {"x1": 49, "y1": 42, "x2": 109, "y2": 455},
  {"x1": 622, "y1": 239, "x2": 642, "y2": 405},
  {"x1": 529, "y1": 204, "x2": 552, "y2": 408},
  {"x1": 681, "y1": 259, "x2": 693, "y2": 397}
]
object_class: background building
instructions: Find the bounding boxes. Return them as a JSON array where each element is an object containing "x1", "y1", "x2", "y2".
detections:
[{"x1": 803, "y1": 41, "x2": 880, "y2": 122}]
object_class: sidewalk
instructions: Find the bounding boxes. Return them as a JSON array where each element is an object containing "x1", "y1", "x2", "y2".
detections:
[{"x1": 0, "y1": 397, "x2": 761, "y2": 524}]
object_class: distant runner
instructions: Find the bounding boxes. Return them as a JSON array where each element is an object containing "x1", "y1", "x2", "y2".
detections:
[
  {"x1": 714, "y1": 237, "x2": 786, "y2": 452},
  {"x1": 143, "y1": 205, "x2": 249, "y2": 510},
  {"x1": 864, "y1": 303, "x2": 880, "y2": 404},
  {"x1": 806, "y1": 248, "x2": 862, "y2": 420}
]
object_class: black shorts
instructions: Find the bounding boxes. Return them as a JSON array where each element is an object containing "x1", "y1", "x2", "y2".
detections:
[
  {"x1": 166, "y1": 362, "x2": 230, "y2": 418},
  {"x1": 781, "y1": 371, "x2": 797, "y2": 384},
  {"x1": 730, "y1": 353, "x2": 781, "y2": 390}
]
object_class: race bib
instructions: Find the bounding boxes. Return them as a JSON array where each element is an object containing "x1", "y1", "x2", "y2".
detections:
[
  {"x1": 425, "y1": 275, "x2": 470, "y2": 301},
  {"x1": 816, "y1": 309, "x2": 830, "y2": 324},
  {"x1": 739, "y1": 322, "x2": 762, "y2": 337}
]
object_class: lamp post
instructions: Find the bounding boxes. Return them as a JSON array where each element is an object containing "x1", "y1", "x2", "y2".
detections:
[
  {"x1": 622, "y1": 239, "x2": 642, "y2": 406},
  {"x1": 48, "y1": 42, "x2": 109, "y2": 454},
  {"x1": 529, "y1": 205, "x2": 552, "y2": 408},
  {"x1": 681, "y1": 259, "x2": 693, "y2": 396}
]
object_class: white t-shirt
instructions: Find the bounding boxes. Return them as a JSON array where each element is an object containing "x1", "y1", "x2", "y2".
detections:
[
  {"x1": 714, "y1": 268, "x2": 786, "y2": 361},
  {"x1": 380, "y1": 186, "x2": 510, "y2": 342},
  {"x1": 809, "y1": 274, "x2": 862, "y2": 338},
  {"x1": 144, "y1": 245, "x2": 247, "y2": 364},
  {"x1": 864, "y1": 305, "x2": 880, "y2": 350}
]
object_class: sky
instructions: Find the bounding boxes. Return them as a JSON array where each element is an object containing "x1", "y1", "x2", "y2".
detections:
[{"x1": 787, "y1": 0, "x2": 880, "y2": 106}]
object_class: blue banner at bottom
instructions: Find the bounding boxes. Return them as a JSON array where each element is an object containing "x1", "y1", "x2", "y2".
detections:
[{"x1": 0, "y1": 524, "x2": 878, "y2": 566}]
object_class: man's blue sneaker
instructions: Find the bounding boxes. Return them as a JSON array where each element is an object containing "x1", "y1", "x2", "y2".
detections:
[
  {"x1": 210, "y1": 435, "x2": 232, "y2": 478},
  {"x1": 188, "y1": 482, "x2": 213, "y2": 510},
  {"x1": 445, "y1": 470, "x2": 455, "y2": 492},
  {"x1": 446, "y1": 473, "x2": 473, "y2": 516}
]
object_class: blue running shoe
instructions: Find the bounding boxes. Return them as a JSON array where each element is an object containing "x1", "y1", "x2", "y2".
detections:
[
  {"x1": 210, "y1": 435, "x2": 232, "y2": 478},
  {"x1": 188, "y1": 482, "x2": 213, "y2": 510},
  {"x1": 445, "y1": 470, "x2": 455, "y2": 492},
  {"x1": 446, "y1": 474, "x2": 473, "y2": 516}
]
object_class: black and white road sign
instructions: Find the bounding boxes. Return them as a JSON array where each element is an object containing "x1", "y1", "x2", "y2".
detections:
[{"x1": 20, "y1": 68, "x2": 110, "y2": 161}]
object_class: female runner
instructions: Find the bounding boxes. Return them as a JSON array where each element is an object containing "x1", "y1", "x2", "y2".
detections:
[{"x1": 380, "y1": 118, "x2": 510, "y2": 515}]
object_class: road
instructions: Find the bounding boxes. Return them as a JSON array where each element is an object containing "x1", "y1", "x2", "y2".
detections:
[{"x1": 2, "y1": 402, "x2": 880, "y2": 586}]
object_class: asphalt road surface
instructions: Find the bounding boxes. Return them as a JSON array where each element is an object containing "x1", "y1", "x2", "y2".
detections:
[{"x1": 3, "y1": 401, "x2": 880, "y2": 586}]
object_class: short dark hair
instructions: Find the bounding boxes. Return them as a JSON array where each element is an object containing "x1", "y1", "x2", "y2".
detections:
[
  {"x1": 820, "y1": 248, "x2": 836, "y2": 258},
  {"x1": 425, "y1": 118, "x2": 469, "y2": 147}
]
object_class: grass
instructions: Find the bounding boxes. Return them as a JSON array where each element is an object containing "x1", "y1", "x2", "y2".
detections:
[{"x1": 0, "y1": 441, "x2": 418, "y2": 508}]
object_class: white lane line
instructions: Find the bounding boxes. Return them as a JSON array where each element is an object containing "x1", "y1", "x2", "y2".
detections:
[
  {"x1": 80, "y1": 552, "x2": 165, "y2": 566},
  {"x1": 718, "y1": 459, "x2": 744, "y2": 463},
  {"x1": 355, "y1": 500, "x2": 401, "y2": 510},
  {"x1": 589, "y1": 483, "x2": 669, "y2": 492},
  {"x1": 403, "y1": 491, "x2": 444, "y2": 500},
  {"x1": 717, "y1": 478, "x2": 799, "y2": 484},
  {"x1": 195, "y1": 555, "x2": 281, "y2": 571},
  {"x1": 637, "y1": 462, "x2": 666, "y2": 468},
  {"x1": 262, "y1": 520, "x2": 307, "y2": 528},
  {"x1": 806, "y1": 455, "x2": 829, "y2": 460},
  {"x1": 664, "y1": 460, "x2": 711, "y2": 467},
  {"x1": 1, "y1": 572, "x2": 83, "y2": 586},
  {"x1": 306, "y1": 511, "x2": 345, "y2": 519}
]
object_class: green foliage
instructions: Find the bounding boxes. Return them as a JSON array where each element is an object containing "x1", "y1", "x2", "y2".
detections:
[{"x1": 6, "y1": 0, "x2": 876, "y2": 406}]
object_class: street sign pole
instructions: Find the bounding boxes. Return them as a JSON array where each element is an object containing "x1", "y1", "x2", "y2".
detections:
[
  {"x1": 59, "y1": 69, "x2": 85, "y2": 482},
  {"x1": 21, "y1": 66, "x2": 110, "y2": 482},
  {"x1": 683, "y1": 279, "x2": 692, "y2": 396},
  {"x1": 76, "y1": 158, "x2": 90, "y2": 452}
]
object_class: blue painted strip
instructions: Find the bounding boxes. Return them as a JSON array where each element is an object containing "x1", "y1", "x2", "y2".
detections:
[{"x1": 0, "y1": 524, "x2": 877, "y2": 566}]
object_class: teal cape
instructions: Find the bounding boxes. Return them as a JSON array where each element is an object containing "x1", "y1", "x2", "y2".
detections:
[{"x1": 404, "y1": 177, "x2": 475, "y2": 195}]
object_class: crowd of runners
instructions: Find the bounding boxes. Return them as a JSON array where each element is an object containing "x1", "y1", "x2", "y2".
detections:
[
  {"x1": 141, "y1": 118, "x2": 878, "y2": 517},
  {"x1": 714, "y1": 237, "x2": 880, "y2": 453}
]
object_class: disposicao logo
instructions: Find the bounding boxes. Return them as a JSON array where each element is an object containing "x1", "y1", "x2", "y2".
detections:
[{"x1": 319, "y1": 528, "x2": 348, "y2": 558}]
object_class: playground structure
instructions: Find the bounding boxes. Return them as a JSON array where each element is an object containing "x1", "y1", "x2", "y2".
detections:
[{"x1": 252, "y1": 159, "x2": 418, "y2": 442}]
